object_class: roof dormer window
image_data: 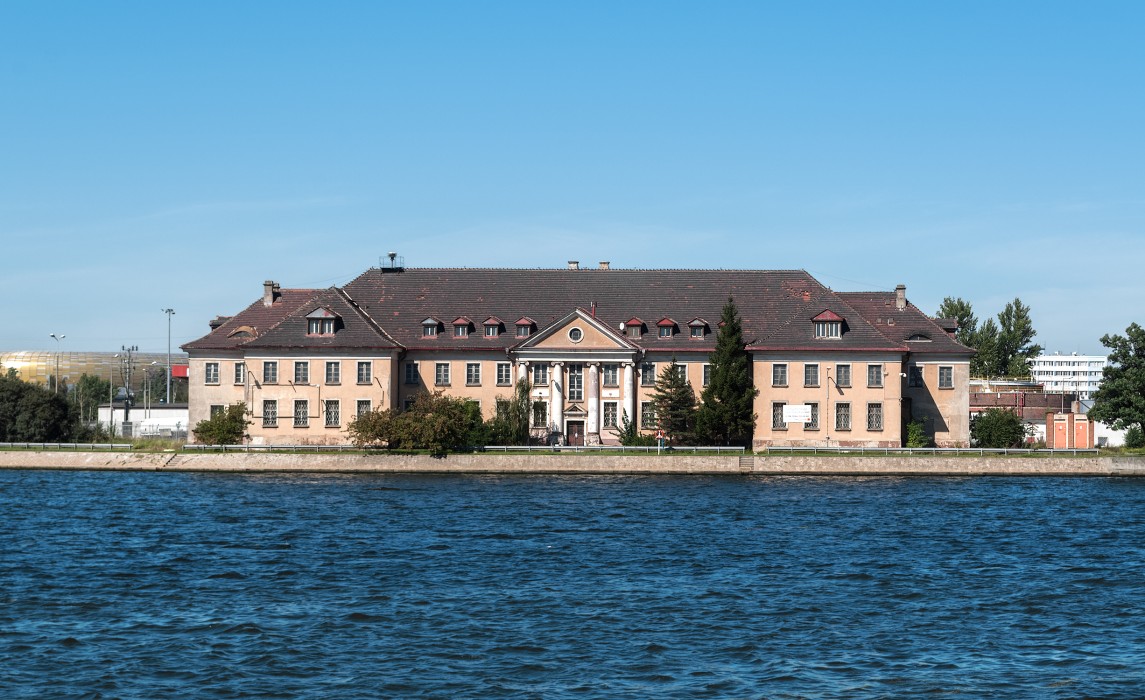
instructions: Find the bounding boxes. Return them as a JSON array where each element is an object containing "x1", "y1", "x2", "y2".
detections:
[
  {"x1": 305, "y1": 308, "x2": 340, "y2": 336},
  {"x1": 453, "y1": 317, "x2": 473, "y2": 338},
  {"x1": 484, "y1": 317, "x2": 502, "y2": 337},
  {"x1": 515, "y1": 317, "x2": 535, "y2": 337},
  {"x1": 907, "y1": 333, "x2": 932, "y2": 342},
  {"x1": 812, "y1": 310, "x2": 844, "y2": 339},
  {"x1": 422, "y1": 317, "x2": 442, "y2": 337},
  {"x1": 688, "y1": 318, "x2": 709, "y2": 339},
  {"x1": 657, "y1": 318, "x2": 677, "y2": 338}
]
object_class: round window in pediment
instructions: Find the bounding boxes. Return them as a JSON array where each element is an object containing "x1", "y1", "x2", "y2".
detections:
[{"x1": 568, "y1": 327, "x2": 584, "y2": 343}]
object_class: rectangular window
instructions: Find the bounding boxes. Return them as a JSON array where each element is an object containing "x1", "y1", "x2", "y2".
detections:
[
  {"x1": 568, "y1": 364, "x2": 584, "y2": 401},
  {"x1": 326, "y1": 361, "x2": 341, "y2": 385},
  {"x1": 263, "y1": 361, "x2": 278, "y2": 384},
  {"x1": 690, "y1": 326, "x2": 704, "y2": 338},
  {"x1": 357, "y1": 361, "x2": 372, "y2": 385},
  {"x1": 602, "y1": 364, "x2": 619, "y2": 386},
  {"x1": 517, "y1": 325, "x2": 531, "y2": 338},
  {"x1": 807, "y1": 402, "x2": 819, "y2": 430},
  {"x1": 815, "y1": 321, "x2": 841, "y2": 338},
  {"x1": 204, "y1": 362, "x2": 219, "y2": 384},
  {"x1": 294, "y1": 361, "x2": 309, "y2": 385},
  {"x1": 659, "y1": 326, "x2": 672, "y2": 338},
  {"x1": 836, "y1": 364, "x2": 851, "y2": 388},
  {"x1": 356, "y1": 399, "x2": 371, "y2": 417},
  {"x1": 435, "y1": 363, "x2": 450, "y2": 386},
  {"x1": 496, "y1": 363, "x2": 512, "y2": 386},
  {"x1": 603, "y1": 401, "x2": 618, "y2": 428},
  {"x1": 454, "y1": 325, "x2": 468, "y2": 338},
  {"x1": 640, "y1": 362, "x2": 656, "y2": 386},
  {"x1": 867, "y1": 364, "x2": 883, "y2": 388},
  {"x1": 804, "y1": 363, "x2": 819, "y2": 387},
  {"x1": 308, "y1": 318, "x2": 335, "y2": 335},
  {"x1": 703, "y1": 364, "x2": 711, "y2": 387},
  {"x1": 404, "y1": 362, "x2": 419, "y2": 385},
  {"x1": 908, "y1": 366, "x2": 924, "y2": 387},
  {"x1": 324, "y1": 400, "x2": 340, "y2": 427},
  {"x1": 532, "y1": 365, "x2": 549, "y2": 385},
  {"x1": 532, "y1": 401, "x2": 548, "y2": 427},
  {"x1": 262, "y1": 399, "x2": 277, "y2": 428},
  {"x1": 423, "y1": 324, "x2": 438, "y2": 337},
  {"x1": 234, "y1": 362, "x2": 245, "y2": 385},
  {"x1": 939, "y1": 366, "x2": 954, "y2": 389},
  {"x1": 674, "y1": 364, "x2": 687, "y2": 381},
  {"x1": 209, "y1": 404, "x2": 225, "y2": 418},
  {"x1": 867, "y1": 402, "x2": 884, "y2": 431},
  {"x1": 773, "y1": 363, "x2": 788, "y2": 387},
  {"x1": 293, "y1": 399, "x2": 308, "y2": 428},
  {"x1": 772, "y1": 402, "x2": 787, "y2": 430},
  {"x1": 836, "y1": 402, "x2": 851, "y2": 431},
  {"x1": 485, "y1": 325, "x2": 498, "y2": 337},
  {"x1": 640, "y1": 401, "x2": 656, "y2": 429},
  {"x1": 628, "y1": 325, "x2": 641, "y2": 338},
  {"x1": 466, "y1": 362, "x2": 481, "y2": 386}
]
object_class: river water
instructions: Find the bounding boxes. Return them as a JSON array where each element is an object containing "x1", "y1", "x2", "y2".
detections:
[{"x1": 2, "y1": 470, "x2": 1144, "y2": 698}]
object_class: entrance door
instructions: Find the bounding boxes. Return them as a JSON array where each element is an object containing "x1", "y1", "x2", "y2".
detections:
[{"x1": 566, "y1": 421, "x2": 585, "y2": 446}]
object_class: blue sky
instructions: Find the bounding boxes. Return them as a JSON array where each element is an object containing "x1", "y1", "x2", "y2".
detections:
[{"x1": 4, "y1": 2, "x2": 1142, "y2": 357}]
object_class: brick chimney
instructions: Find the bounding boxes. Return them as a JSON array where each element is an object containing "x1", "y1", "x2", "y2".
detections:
[{"x1": 895, "y1": 284, "x2": 906, "y2": 311}]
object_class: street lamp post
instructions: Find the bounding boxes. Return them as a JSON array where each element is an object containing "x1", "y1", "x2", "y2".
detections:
[
  {"x1": 49, "y1": 333, "x2": 66, "y2": 394},
  {"x1": 162, "y1": 309, "x2": 175, "y2": 404}
]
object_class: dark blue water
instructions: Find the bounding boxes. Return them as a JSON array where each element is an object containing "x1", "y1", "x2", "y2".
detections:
[{"x1": 2, "y1": 471, "x2": 1144, "y2": 698}]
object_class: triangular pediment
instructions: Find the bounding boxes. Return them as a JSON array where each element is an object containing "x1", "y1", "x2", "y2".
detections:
[
  {"x1": 812, "y1": 309, "x2": 844, "y2": 322},
  {"x1": 306, "y1": 307, "x2": 339, "y2": 319},
  {"x1": 514, "y1": 308, "x2": 637, "y2": 351}
]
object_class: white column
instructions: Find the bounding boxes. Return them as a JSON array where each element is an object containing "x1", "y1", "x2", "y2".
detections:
[
  {"x1": 623, "y1": 362, "x2": 635, "y2": 427},
  {"x1": 587, "y1": 362, "x2": 600, "y2": 441},
  {"x1": 551, "y1": 362, "x2": 564, "y2": 442},
  {"x1": 518, "y1": 361, "x2": 530, "y2": 385}
]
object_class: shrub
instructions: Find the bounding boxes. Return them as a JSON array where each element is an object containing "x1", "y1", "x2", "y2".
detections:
[{"x1": 1125, "y1": 424, "x2": 1145, "y2": 449}]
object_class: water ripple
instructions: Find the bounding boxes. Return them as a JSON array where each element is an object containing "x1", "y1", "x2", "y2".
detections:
[{"x1": 2, "y1": 471, "x2": 1145, "y2": 697}]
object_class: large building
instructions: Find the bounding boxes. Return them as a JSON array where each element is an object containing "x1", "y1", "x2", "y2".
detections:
[
  {"x1": 183, "y1": 263, "x2": 974, "y2": 448},
  {"x1": 1030, "y1": 352, "x2": 1108, "y2": 401}
]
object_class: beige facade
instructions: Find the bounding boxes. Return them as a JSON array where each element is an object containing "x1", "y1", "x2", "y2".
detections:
[{"x1": 183, "y1": 267, "x2": 974, "y2": 448}]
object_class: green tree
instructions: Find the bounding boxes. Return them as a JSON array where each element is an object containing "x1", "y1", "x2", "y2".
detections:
[
  {"x1": 348, "y1": 392, "x2": 481, "y2": 455},
  {"x1": 971, "y1": 318, "x2": 1001, "y2": 377},
  {"x1": 695, "y1": 298, "x2": 758, "y2": 445},
  {"x1": 650, "y1": 358, "x2": 697, "y2": 444},
  {"x1": 616, "y1": 409, "x2": 655, "y2": 446},
  {"x1": 1124, "y1": 424, "x2": 1144, "y2": 449},
  {"x1": 191, "y1": 403, "x2": 250, "y2": 445},
  {"x1": 970, "y1": 408, "x2": 1029, "y2": 448},
  {"x1": 0, "y1": 372, "x2": 75, "y2": 442},
  {"x1": 1089, "y1": 323, "x2": 1145, "y2": 434},
  {"x1": 996, "y1": 298, "x2": 1043, "y2": 376},
  {"x1": 487, "y1": 379, "x2": 532, "y2": 445},
  {"x1": 905, "y1": 418, "x2": 931, "y2": 448},
  {"x1": 936, "y1": 297, "x2": 978, "y2": 347},
  {"x1": 71, "y1": 373, "x2": 111, "y2": 423}
]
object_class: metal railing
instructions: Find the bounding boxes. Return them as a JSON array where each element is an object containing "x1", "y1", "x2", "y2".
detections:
[
  {"x1": 759, "y1": 446, "x2": 1100, "y2": 457},
  {"x1": 0, "y1": 442, "x2": 135, "y2": 451}
]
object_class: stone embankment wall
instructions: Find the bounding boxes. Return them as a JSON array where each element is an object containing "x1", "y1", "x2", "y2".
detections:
[{"x1": 2, "y1": 451, "x2": 1145, "y2": 476}]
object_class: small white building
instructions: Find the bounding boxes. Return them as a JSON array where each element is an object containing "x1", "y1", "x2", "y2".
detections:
[
  {"x1": 96, "y1": 404, "x2": 189, "y2": 439},
  {"x1": 1030, "y1": 352, "x2": 1108, "y2": 401}
]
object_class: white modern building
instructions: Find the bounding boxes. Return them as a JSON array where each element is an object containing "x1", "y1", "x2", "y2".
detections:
[{"x1": 1030, "y1": 352, "x2": 1108, "y2": 401}]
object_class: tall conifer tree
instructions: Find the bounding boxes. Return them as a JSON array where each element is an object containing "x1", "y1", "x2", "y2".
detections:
[
  {"x1": 650, "y1": 359, "x2": 697, "y2": 443},
  {"x1": 695, "y1": 297, "x2": 758, "y2": 446}
]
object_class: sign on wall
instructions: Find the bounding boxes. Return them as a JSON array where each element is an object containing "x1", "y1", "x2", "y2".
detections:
[{"x1": 782, "y1": 404, "x2": 813, "y2": 424}]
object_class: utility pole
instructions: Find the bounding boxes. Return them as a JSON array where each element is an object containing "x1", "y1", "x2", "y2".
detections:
[
  {"x1": 121, "y1": 345, "x2": 138, "y2": 425},
  {"x1": 162, "y1": 308, "x2": 175, "y2": 403}
]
